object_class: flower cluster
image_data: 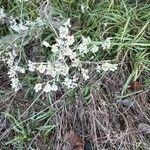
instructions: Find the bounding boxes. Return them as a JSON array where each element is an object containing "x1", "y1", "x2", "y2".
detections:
[
  {"x1": 0, "y1": 7, "x2": 29, "y2": 33},
  {"x1": 1, "y1": 9, "x2": 118, "y2": 93},
  {"x1": 28, "y1": 19, "x2": 87, "y2": 93},
  {"x1": 97, "y1": 62, "x2": 118, "y2": 72},
  {"x1": 27, "y1": 19, "x2": 118, "y2": 93},
  {"x1": 0, "y1": 7, "x2": 44, "y2": 34},
  {"x1": 10, "y1": 22, "x2": 29, "y2": 33},
  {"x1": 34, "y1": 82, "x2": 58, "y2": 93},
  {"x1": 101, "y1": 37, "x2": 112, "y2": 50},
  {"x1": 1, "y1": 48, "x2": 25, "y2": 92},
  {"x1": 77, "y1": 36, "x2": 99, "y2": 56}
]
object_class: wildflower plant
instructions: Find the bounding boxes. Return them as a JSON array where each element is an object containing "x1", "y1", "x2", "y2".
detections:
[
  {"x1": 0, "y1": 7, "x2": 118, "y2": 93},
  {"x1": 27, "y1": 18, "x2": 118, "y2": 93},
  {"x1": 0, "y1": 48, "x2": 25, "y2": 91}
]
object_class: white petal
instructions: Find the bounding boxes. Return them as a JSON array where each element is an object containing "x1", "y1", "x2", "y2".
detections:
[
  {"x1": 51, "y1": 84, "x2": 58, "y2": 91},
  {"x1": 34, "y1": 83, "x2": 42, "y2": 92},
  {"x1": 43, "y1": 83, "x2": 51, "y2": 93}
]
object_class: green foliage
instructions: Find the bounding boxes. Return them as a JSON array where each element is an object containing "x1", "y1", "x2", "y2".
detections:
[
  {"x1": 82, "y1": 85, "x2": 91, "y2": 102},
  {"x1": 5, "y1": 112, "x2": 32, "y2": 145}
]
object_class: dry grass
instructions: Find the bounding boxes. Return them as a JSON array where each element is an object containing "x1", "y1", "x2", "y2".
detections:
[
  {"x1": 0, "y1": 62, "x2": 150, "y2": 150},
  {"x1": 37, "y1": 62, "x2": 149, "y2": 150}
]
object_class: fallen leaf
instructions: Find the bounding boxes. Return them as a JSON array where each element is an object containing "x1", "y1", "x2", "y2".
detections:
[
  {"x1": 62, "y1": 130, "x2": 84, "y2": 150},
  {"x1": 128, "y1": 81, "x2": 144, "y2": 91}
]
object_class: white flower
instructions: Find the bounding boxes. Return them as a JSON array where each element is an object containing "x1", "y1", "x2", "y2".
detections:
[
  {"x1": 81, "y1": 68, "x2": 89, "y2": 80},
  {"x1": 72, "y1": 58, "x2": 81, "y2": 67},
  {"x1": 10, "y1": 77, "x2": 21, "y2": 92},
  {"x1": 46, "y1": 62, "x2": 56, "y2": 77},
  {"x1": 61, "y1": 65, "x2": 70, "y2": 76},
  {"x1": 54, "y1": 62, "x2": 69, "y2": 76},
  {"x1": 10, "y1": 23, "x2": 28, "y2": 33},
  {"x1": 1, "y1": 50, "x2": 25, "y2": 92},
  {"x1": 12, "y1": 49, "x2": 17, "y2": 56},
  {"x1": 15, "y1": 65, "x2": 25, "y2": 73},
  {"x1": 43, "y1": 83, "x2": 51, "y2": 93},
  {"x1": 28, "y1": 60, "x2": 36, "y2": 72},
  {"x1": 63, "y1": 77, "x2": 77, "y2": 89},
  {"x1": 46, "y1": 61, "x2": 54, "y2": 75},
  {"x1": 7, "y1": 65, "x2": 25, "y2": 78},
  {"x1": 63, "y1": 77, "x2": 72, "y2": 89},
  {"x1": 101, "y1": 62, "x2": 118, "y2": 72},
  {"x1": 64, "y1": 47, "x2": 72, "y2": 56},
  {"x1": 34, "y1": 83, "x2": 42, "y2": 92},
  {"x1": 101, "y1": 37, "x2": 112, "y2": 50},
  {"x1": 7, "y1": 67, "x2": 16, "y2": 78},
  {"x1": 69, "y1": 51, "x2": 77, "y2": 60},
  {"x1": 66, "y1": 35, "x2": 75, "y2": 46},
  {"x1": 82, "y1": 36, "x2": 91, "y2": 45},
  {"x1": 6, "y1": 58, "x2": 13, "y2": 67},
  {"x1": 51, "y1": 44, "x2": 59, "y2": 53},
  {"x1": 37, "y1": 64, "x2": 46, "y2": 73},
  {"x1": 109, "y1": 64, "x2": 118, "y2": 71},
  {"x1": 42, "y1": 41, "x2": 50, "y2": 47},
  {"x1": 64, "y1": 47, "x2": 76, "y2": 60},
  {"x1": 55, "y1": 38, "x2": 64, "y2": 46},
  {"x1": 78, "y1": 44, "x2": 88, "y2": 54},
  {"x1": 43, "y1": 83, "x2": 58, "y2": 93},
  {"x1": 90, "y1": 45, "x2": 99, "y2": 53},
  {"x1": 96, "y1": 65, "x2": 102, "y2": 73},
  {"x1": 59, "y1": 26, "x2": 69, "y2": 39},
  {"x1": 64, "y1": 18, "x2": 71, "y2": 27},
  {"x1": 25, "y1": 20, "x2": 35, "y2": 26},
  {"x1": 101, "y1": 62, "x2": 111, "y2": 71},
  {"x1": 51, "y1": 84, "x2": 58, "y2": 91},
  {"x1": 78, "y1": 37, "x2": 91, "y2": 54},
  {"x1": 73, "y1": 75, "x2": 78, "y2": 82}
]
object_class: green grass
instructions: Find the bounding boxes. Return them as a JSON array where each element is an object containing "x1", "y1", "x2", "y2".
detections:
[{"x1": 0, "y1": 0, "x2": 150, "y2": 149}]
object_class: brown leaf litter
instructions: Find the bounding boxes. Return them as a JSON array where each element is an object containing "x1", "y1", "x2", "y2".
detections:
[{"x1": 62, "y1": 130, "x2": 84, "y2": 150}]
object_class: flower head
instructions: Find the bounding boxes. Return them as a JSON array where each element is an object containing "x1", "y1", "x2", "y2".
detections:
[
  {"x1": 81, "y1": 68, "x2": 89, "y2": 80},
  {"x1": 10, "y1": 77, "x2": 22, "y2": 92},
  {"x1": 97, "y1": 62, "x2": 118, "y2": 72},
  {"x1": 10, "y1": 22, "x2": 28, "y2": 33},
  {"x1": 43, "y1": 83, "x2": 58, "y2": 93},
  {"x1": 90, "y1": 45, "x2": 99, "y2": 53},
  {"x1": 34, "y1": 83, "x2": 42, "y2": 92},
  {"x1": 63, "y1": 76, "x2": 77, "y2": 89},
  {"x1": 101, "y1": 37, "x2": 112, "y2": 50},
  {"x1": 28, "y1": 60, "x2": 36, "y2": 72},
  {"x1": 37, "y1": 64, "x2": 46, "y2": 73}
]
